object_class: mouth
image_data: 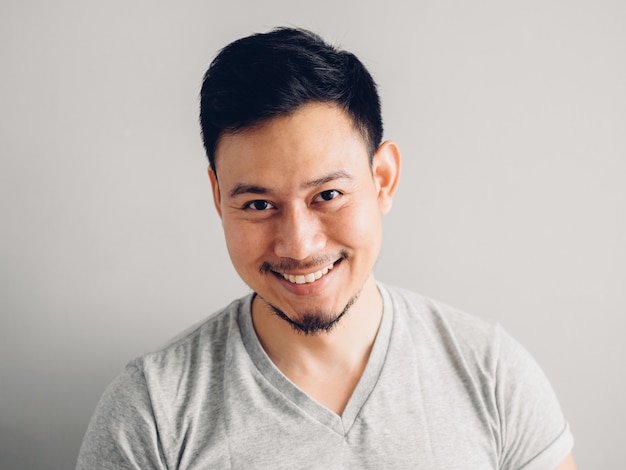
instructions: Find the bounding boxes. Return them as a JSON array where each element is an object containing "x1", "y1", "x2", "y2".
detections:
[{"x1": 273, "y1": 259, "x2": 340, "y2": 285}]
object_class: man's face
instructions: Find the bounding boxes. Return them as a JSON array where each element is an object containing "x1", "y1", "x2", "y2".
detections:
[{"x1": 209, "y1": 102, "x2": 398, "y2": 332}]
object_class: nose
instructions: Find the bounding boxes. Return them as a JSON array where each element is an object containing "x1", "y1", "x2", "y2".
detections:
[{"x1": 273, "y1": 206, "x2": 326, "y2": 261}]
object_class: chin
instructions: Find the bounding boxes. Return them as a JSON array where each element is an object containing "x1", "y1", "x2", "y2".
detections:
[{"x1": 259, "y1": 289, "x2": 360, "y2": 335}]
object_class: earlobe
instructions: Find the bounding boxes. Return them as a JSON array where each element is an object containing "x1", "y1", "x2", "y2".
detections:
[
  {"x1": 372, "y1": 141, "x2": 401, "y2": 214},
  {"x1": 208, "y1": 167, "x2": 223, "y2": 219}
]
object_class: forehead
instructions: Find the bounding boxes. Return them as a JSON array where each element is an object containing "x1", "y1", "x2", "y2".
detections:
[{"x1": 214, "y1": 103, "x2": 370, "y2": 186}]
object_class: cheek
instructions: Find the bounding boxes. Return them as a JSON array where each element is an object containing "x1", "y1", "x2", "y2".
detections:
[
  {"x1": 334, "y1": 200, "x2": 383, "y2": 250},
  {"x1": 222, "y1": 220, "x2": 264, "y2": 268}
]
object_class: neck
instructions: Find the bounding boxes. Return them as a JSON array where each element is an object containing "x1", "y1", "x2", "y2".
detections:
[
  {"x1": 252, "y1": 275, "x2": 383, "y2": 376},
  {"x1": 251, "y1": 275, "x2": 383, "y2": 414}
]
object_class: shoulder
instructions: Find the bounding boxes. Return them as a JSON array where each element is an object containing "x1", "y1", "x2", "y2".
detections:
[
  {"x1": 137, "y1": 295, "x2": 249, "y2": 377},
  {"x1": 381, "y1": 283, "x2": 573, "y2": 469},
  {"x1": 384, "y1": 284, "x2": 490, "y2": 327},
  {"x1": 77, "y1": 295, "x2": 252, "y2": 468},
  {"x1": 382, "y1": 283, "x2": 550, "y2": 379},
  {"x1": 98, "y1": 293, "x2": 250, "y2": 405},
  {"x1": 382, "y1": 283, "x2": 499, "y2": 353}
]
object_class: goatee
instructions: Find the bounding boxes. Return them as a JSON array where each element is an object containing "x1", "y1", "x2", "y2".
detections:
[{"x1": 261, "y1": 293, "x2": 359, "y2": 335}]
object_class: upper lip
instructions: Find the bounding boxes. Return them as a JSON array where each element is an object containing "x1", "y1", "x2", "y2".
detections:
[
  {"x1": 277, "y1": 261, "x2": 335, "y2": 276},
  {"x1": 274, "y1": 260, "x2": 338, "y2": 284},
  {"x1": 269, "y1": 256, "x2": 341, "y2": 274}
]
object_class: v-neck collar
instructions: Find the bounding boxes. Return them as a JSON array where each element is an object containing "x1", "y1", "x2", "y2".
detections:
[{"x1": 237, "y1": 284, "x2": 394, "y2": 436}]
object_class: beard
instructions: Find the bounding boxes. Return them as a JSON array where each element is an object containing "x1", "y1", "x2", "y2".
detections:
[
  {"x1": 259, "y1": 291, "x2": 360, "y2": 335},
  {"x1": 255, "y1": 251, "x2": 360, "y2": 335}
]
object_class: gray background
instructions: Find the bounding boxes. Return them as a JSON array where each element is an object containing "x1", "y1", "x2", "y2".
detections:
[{"x1": 1, "y1": 1, "x2": 624, "y2": 468}]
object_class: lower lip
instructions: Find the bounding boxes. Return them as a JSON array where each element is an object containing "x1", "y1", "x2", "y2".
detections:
[{"x1": 275, "y1": 261, "x2": 340, "y2": 296}]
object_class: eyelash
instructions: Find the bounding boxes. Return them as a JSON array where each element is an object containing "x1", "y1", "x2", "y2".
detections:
[
  {"x1": 244, "y1": 200, "x2": 275, "y2": 211},
  {"x1": 314, "y1": 189, "x2": 341, "y2": 202},
  {"x1": 243, "y1": 189, "x2": 342, "y2": 211}
]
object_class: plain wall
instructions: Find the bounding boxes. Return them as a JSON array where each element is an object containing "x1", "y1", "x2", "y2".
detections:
[{"x1": 1, "y1": 1, "x2": 624, "y2": 468}]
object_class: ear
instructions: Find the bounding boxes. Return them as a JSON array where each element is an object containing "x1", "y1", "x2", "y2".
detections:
[
  {"x1": 208, "y1": 166, "x2": 223, "y2": 219},
  {"x1": 372, "y1": 140, "x2": 401, "y2": 214}
]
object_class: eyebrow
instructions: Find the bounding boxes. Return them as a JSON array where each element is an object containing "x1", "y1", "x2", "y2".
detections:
[
  {"x1": 302, "y1": 170, "x2": 352, "y2": 189},
  {"x1": 228, "y1": 170, "x2": 353, "y2": 198},
  {"x1": 228, "y1": 184, "x2": 269, "y2": 198}
]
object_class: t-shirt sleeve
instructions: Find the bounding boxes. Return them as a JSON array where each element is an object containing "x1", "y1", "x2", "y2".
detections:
[
  {"x1": 76, "y1": 361, "x2": 168, "y2": 470},
  {"x1": 495, "y1": 325, "x2": 574, "y2": 470}
]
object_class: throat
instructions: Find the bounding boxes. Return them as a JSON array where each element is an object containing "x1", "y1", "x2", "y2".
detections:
[
  {"x1": 250, "y1": 274, "x2": 384, "y2": 414},
  {"x1": 279, "y1": 353, "x2": 371, "y2": 416}
]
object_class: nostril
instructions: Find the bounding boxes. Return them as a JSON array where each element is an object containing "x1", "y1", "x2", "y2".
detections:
[{"x1": 273, "y1": 225, "x2": 325, "y2": 260}]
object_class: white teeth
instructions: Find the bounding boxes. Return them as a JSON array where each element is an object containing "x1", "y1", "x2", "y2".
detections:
[{"x1": 280, "y1": 263, "x2": 335, "y2": 285}]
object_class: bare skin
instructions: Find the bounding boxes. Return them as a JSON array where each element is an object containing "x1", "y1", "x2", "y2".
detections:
[
  {"x1": 209, "y1": 102, "x2": 576, "y2": 466},
  {"x1": 209, "y1": 103, "x2": 400, "y2": 415},
  {"x1": 252, "y1": 274, "x2": 383, "y2": 415},
  {"x1": 555, "y1": 453, "x2": 577, "y2": 469}
]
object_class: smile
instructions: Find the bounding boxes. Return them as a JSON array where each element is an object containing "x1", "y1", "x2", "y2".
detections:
[{"x1": 279, "y1": 262, "x2": 335, "y2": 285}]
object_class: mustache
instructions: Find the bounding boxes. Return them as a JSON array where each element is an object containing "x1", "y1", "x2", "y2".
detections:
[{"x1": 259, "y1": 251, "x2": 347, "y2": 274}]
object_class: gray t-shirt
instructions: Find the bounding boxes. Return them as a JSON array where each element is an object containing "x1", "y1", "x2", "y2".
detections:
[{"x1": 77, "y1": 284, "x2": 573, "y2": 469}]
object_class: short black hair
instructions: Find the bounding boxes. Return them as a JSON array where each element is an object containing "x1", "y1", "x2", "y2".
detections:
[{"x1": 199, "y1": 27, "x2": 383, "y2": 171}]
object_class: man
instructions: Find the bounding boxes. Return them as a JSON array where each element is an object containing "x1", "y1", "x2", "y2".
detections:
[{"x1": 77, "y1": 28, "x2": 575, "y2": 469}]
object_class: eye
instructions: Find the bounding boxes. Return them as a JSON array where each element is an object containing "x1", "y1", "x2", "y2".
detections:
[
  {"x1": 314, "y1": 189, "x2": 341, "y2": 202},
  {"x1": 245, "y1": 200, "x2": 275, "y2": 211}
]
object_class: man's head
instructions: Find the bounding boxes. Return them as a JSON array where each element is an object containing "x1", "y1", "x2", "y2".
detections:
[
  {"x1": 200, "y1": 28, "x2": 400, "y2": 335},
  {"x1": 199, "y1": 27, "x2": 383, "y2": 173}
]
